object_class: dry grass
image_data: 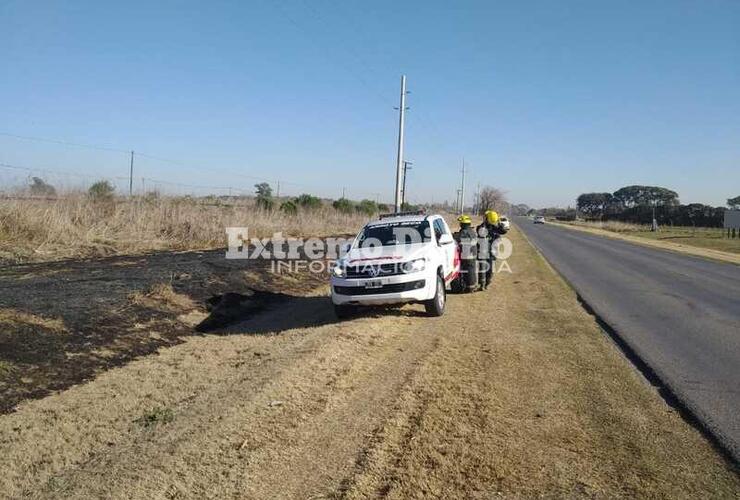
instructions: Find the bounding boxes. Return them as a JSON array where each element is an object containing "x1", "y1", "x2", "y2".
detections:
[
  {"x1": 571, "y1": 220, "x2": 646, "y2": 233},
  {"x1": 0, "y1": 308, "x2": 67, "y2": 333},
  {"x1": 566, "y1": 220, "x2": 739, "y2": 253},
  {"x1": 0, "y1": 195, "x2": 371, "y2": 263},
  {"x1": 553, "y1": 220, "x2": 740, "y2": 264},
  {"x1": 129, "y1": 283, "x2": 196, "y2": 312}
]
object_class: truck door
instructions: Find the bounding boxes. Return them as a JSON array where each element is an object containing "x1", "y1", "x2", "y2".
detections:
[{"x1": 433, "y1": 218, "x2": 457, "y2": 281}]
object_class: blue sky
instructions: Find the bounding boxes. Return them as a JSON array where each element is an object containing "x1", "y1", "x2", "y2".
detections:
[{"x1": 1, "y1": 0, "x2": 738, "y2": 207}]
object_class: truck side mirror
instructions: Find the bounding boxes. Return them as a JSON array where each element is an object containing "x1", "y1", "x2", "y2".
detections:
[{"x1": 438, "y1": 233, "x2": 454, "y2": 245}]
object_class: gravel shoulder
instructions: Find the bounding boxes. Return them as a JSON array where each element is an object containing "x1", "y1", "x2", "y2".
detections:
[{"x1": 0, "y1": 227, "x2": 737, "y2": 498}]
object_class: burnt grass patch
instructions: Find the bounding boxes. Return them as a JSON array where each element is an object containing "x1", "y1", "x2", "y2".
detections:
[{"x1": 0, "y1": 247, "x2": 328, "y2": 413}]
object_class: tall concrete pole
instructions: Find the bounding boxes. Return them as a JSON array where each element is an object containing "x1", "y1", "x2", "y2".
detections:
[{"x1": 394, "y1": 75, "x2": 407, "y2": 213}]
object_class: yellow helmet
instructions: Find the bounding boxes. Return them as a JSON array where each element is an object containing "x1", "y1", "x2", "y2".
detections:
[
  {"x1": 457, "y1": 214, "x2": 472, "y2": 225},
  {"x1": 485, "y1": 210, "x2": 499, "y2": 224}
]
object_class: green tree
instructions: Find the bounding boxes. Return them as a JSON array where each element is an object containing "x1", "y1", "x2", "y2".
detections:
[
  {"x1": 355, "y1": 199, "x2": 377, "y2": 216},
  {"x1": 88, "y1": 180, "x2": 115, "y2": 202},
  {"x1": 279, "y1": 199, "x2": 298, "y2": 215},
  {"x1": 254, "y1": 182, "x2": 274, "y2": 210},
  {"x1": 29, "y1": 177, "x2": 56, "y2": 197},
  {"x1": 511, "y1": 203, "x2": 531, "y2": 216},
  {"x1": 612, "y1": 185, "x2": 678, "y2": 207},
  {"x1": 728, "y1": 196, "x2": 740, "y2": 210},
  {"x1": 576, "y1": 192, "x2": 613, "y2": 218},
  {"x1": 377, "y1": 203, "x2": 389, "y2": 212},
  {"x1": 332, "y1": 197, "x2": 354, "y2": 214},
  {"x1": 295, "y1": 193, "x2": 322, "y2": 210}
]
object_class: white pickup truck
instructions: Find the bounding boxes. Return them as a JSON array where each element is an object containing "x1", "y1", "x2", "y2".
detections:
[{"x1": 330, "y1": 212, "x2": 460, "y2": 318}]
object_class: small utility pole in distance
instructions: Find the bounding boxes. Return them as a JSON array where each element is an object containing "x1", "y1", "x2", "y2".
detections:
[
  {"x1": 129, "y1": 150, "x2": 135, "y2": 197},
  {"x1": 394, "y1": 75, "x2": 408, "y2": 213}
]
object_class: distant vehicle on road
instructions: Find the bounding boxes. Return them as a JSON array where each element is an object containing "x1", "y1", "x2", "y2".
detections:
[
  {"x1": 330, "y1": 211, "x2": 459, "y2": 318},
  {"x1": 500, "y1": 216, "x2": 511, "y2": 231},
  {"x1": 534, "y1": 215, "x2": 545, "y2": 224}
]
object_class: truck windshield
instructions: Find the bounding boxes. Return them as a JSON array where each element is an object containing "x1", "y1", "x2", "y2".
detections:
[{"x1": 357, "y1": 221, "x2": 432, "y2": 246}]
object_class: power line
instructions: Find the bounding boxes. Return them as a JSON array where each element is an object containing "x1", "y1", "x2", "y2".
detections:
[
  {"x1": 0, "y1": 161, "x2": 256, "y2": 195},
  {"x1": 0, "y1": 131, "x2": 280, "y2": 185},
  {"x1": 0, "y1": 158, "x2": 384, "y2": 200},
  {"x1": 0, "y1": 131, "x2": 382, "y2": 197},
  {"x1": 0, "y1": 132, "x2": 129, "y2": 154},
  {"x1": 0, "y1": 161, "x2": 128, "y2": 181}
]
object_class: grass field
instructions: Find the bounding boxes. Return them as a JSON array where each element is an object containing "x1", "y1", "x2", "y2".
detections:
[
  {"x1": 1, "y1": 226, "x2": 737, "y2": 498},
  {"x1": 564, "y1": 220, "x2": 740, "y2": 254},
  {"x1": 0, "y1": 194, "x2": 371, "y2": 263}
]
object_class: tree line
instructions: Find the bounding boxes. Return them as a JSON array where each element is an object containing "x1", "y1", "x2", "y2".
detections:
[
  {"x1": 576, "y1": 185, "x2": 739, "y2": 227},
  {"x1": 254, "y1": 182, "x2": 397, "y2": 216}
]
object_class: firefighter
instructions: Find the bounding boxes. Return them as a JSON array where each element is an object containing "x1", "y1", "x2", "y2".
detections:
[
  {"x1": 476, "y1": 210, "x2": 506, "y2": 290},
  {"x1": 454, "y1": 214, "x2": 479, "y2": 292}
]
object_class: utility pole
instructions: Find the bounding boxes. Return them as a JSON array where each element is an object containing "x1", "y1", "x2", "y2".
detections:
[
  {"x1": 276, "y1": 181, "x2": 280, "y2": 199},
  {"x1": 129, "y1": 150, "x2": 134, "y2": 197},
  {"x1": 394, "y1": 75, "x2": 407, "y2": 213},
  {"x1": 401, "y1": 160, "x2": 413, "y2": 206},
  {"x1": 342, "y1": 186, "x2": 346, "y2": 199},
  {"x1": 459, "y1": 158, "x2": 466, "y2": 214}
]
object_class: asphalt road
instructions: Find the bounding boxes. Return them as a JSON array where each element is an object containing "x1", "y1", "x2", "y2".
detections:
[{"x1": 515, "y1": 217, "x2": 740, "y2": 462}]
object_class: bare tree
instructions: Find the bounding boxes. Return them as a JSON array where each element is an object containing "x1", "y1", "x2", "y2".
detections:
[{"x1": 477, "y1": 186, "x2": 507, "y2": 215}]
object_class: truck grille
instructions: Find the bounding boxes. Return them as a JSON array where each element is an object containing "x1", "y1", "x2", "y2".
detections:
[
  {"x1": 334, "y1": 279, "x2": 425, "y2": 296},
  {"x1": 345, "y1": 263, "x2": 404, "y2": 278}
]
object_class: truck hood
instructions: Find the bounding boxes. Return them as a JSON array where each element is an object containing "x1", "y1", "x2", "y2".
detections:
[{"x1": 343, "y1": 243, "x2": 427, "y2": 265}]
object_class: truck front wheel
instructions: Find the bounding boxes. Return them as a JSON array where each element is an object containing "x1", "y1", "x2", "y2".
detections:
[{"x1": 424, "y1": 274, "x2": 446, "y2": 317}]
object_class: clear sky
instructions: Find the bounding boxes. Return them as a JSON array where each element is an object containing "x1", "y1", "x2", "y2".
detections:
[{"x1": 2, "y1": 0, "x2": 738, "y2": 207}]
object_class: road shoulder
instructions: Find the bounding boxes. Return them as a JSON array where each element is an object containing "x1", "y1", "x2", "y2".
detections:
[{"x1": 548, "y1": 220, "x2": 740, "y2": 265}]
